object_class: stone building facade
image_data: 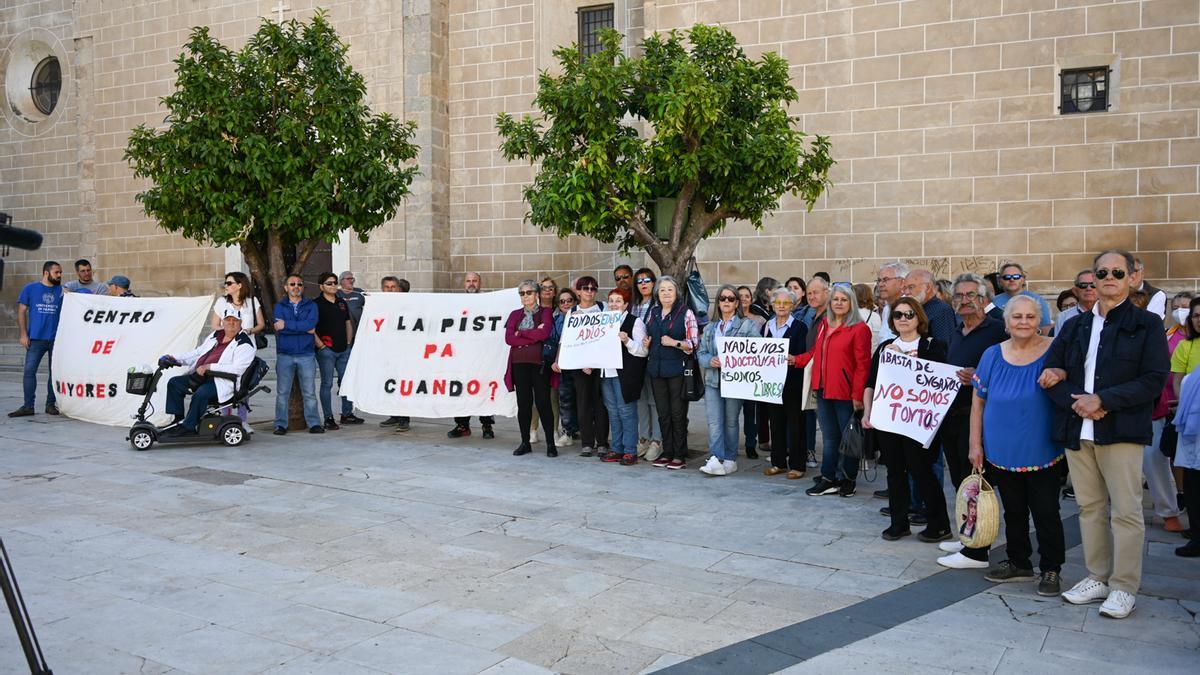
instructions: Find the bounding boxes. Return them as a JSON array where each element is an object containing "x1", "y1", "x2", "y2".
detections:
[{"x1": 3, "y1": 0, "x2": 1198, "y2": 333}]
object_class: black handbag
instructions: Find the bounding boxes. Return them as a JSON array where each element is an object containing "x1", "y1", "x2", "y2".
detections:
[
  {"x1": 1160, "y1": 418, "x2": 1177, "y2": 459},
  {"x1": 839, "y1": 414, "x2": 865, "y2": 460},
  {"x1": 685, "y1": 257, "x2": 710, "y2": 331},
  {"x1": 682, "y1": 353, "x2": 705, "y2": 401},
  {"x1": 250, "y1": 295, "x2": 269, "y2": 349}
]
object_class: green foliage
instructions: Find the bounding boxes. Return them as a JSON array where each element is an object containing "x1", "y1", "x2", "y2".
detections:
[
  {"x1": 124, "y1": 11, "x2": 419, "y2": 297},
  {"x1": 497, "y1": 24, "x2": 833, "y2": 277}
]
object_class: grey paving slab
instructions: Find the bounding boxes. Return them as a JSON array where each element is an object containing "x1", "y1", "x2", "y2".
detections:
[
  {"x1": 389, "y1": 602, "x2": 540, "y2": 650},
  {"x1": 335, "y1": 627, "x2": 506, "y2": 674},
  {"x1": 1040, "y1": 626, "x2": 1200, "y2": 671},
  {"x1": 230, "y1": 603, "x2": 394, "y2": 653},
  {"x1": 138, "y1": 625, "x2": 309, "y2": 673}
]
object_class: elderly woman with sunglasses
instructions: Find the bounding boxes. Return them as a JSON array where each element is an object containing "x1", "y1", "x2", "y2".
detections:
[
  {"x1": 631, "y1": 268, "x2": 663, "y2": 459},
  {"x1": 553, "y1": 276, "x2": 610, "y2": 457},
  {"x1": 697, "y1": 284, "x2": 763, "y2": 476},
  {"x1": 506, "y1": 280, "x2": 557, "y2": 457},
  {"x1": 644, "y1": 275, "x2": 700, "y2": 470},
  {"x1": 863, "y1": 297, "x2": 953, "y2": 543}
]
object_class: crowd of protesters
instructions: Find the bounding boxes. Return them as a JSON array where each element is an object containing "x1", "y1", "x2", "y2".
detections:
[{"x1": 11, "y1": 249, "x2": 1198, "y2": 621}]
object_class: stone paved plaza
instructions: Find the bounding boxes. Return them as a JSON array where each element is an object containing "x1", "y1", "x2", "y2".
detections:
[{"x1": 0, "y1": 374, "x2": 1197, "y2": 674}]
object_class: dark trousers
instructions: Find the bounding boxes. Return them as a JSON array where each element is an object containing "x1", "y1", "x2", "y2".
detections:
[
  {"x1": 512, "y1": 362, "x2": 554, "y2": 445},
  {"x1": 742, "y1": 400, "x2": 757, "y2": 450},
  {"x1": 453, "y1": 415, "x2": 495, "y2": 428},
  {"x1": 165, "y1": 374, "x2": 218, "y2": 431},
  {"x1": 571, "y1": 369, "x2": 609, "y2": 449},
  {"x1": 991, "y1": 464, "x2": 1065, "y2": 572},
  {"x1": 651, "y1": 376, "x2": 688, "y2": 461},
  {"x1": 1183, "y1": 469, "x2": 1200, "y2": 538},
  {"x1": 884, "y1": 432, "x2": 950, "y2": 532},
  {"x1": 767, "y1": 390, "x2": 806, "y2": 471},
  {"x1": 757, "y1": 400, "x2": 771, "y2": 445},
  {"x1": 940, "y1": 412, "x2": 987, "y2": 561}
]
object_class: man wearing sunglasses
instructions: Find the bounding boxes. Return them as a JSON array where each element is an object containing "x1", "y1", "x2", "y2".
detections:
[
  {"x1": 1053, "y1": 269, "x2": 1098, "y2": 337},
  {"x1": 613, "y1": 264, "x2": 634, "y2": 291},
  {"x1": 1038, "y1": 249, "x2": 1170, "y2": 620},
  {"x1": 272, "y1": 275, "x2": 324, "y2": 435},
  {"x1": 993, "y1": 263, "x2": 1052, "y2": 329}
]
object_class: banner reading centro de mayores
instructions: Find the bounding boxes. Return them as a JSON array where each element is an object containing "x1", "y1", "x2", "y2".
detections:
[
  {"x1": 50, "y1": 293, "x2": 214, "y2": 426},
  {"x1": 340, "y1": 289, "x2": 520, "y2": 418}
]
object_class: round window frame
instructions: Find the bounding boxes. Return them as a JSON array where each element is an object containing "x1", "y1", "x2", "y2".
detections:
[{"x1": 30, "y1": 55, "x2": 61, "y2": 115}]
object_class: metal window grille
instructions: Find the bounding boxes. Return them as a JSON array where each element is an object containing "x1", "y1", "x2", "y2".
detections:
[
  {"x1": 578, "y1": 4, "x2": 614, "y2": 59},
  {"x1": 30, "y1": 57, "x2": 61, "y2": 115},
  {"x1": 1059, "y1": 67, "x2": 1109, "y2": 114}
]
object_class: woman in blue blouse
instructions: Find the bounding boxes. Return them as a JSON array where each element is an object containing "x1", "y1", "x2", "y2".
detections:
[{"x1": 969, "y1": 294, "x2": 1065, "y2": 597}]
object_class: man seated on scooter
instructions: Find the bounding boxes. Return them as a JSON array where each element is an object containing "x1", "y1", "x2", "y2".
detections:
[{"x1": 162, "y1": 312, "x2": 256, "y2": 436}]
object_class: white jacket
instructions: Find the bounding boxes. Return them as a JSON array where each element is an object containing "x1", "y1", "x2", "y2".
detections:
[{"x1": 175, "y1": 330, "x2": 257, "y2": 403}]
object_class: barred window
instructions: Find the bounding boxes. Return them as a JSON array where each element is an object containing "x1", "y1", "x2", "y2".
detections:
[
  {"x1": 1059, "y1": 67, "x2": 1109, "y2": 115},
  {"x1": 578, "y1": 4, "x2": 614, "y2": 60}
]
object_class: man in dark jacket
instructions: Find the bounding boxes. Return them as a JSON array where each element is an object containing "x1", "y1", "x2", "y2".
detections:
[
  {"x1": 1039, "y1": 249, "x2": 1169, "y2": 620},
  {"x1": 273, "y1": 274, "x2": 324, "y2": 435}
]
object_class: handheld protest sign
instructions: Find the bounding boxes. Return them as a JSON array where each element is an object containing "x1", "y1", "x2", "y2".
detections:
[
  {"x1": 717, "y1": 336, "x2": 789, "y2": 404},
  {"x1": 557, "y1": 310, "x2": 623, "y2": 370},
  {"x1": 867, "y1": 349, "x2": 961, "y2": 447}
]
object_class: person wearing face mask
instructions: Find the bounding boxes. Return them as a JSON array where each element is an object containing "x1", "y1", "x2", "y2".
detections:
[
  {"x1": 1168, "y1": 292, "x2": 1195, "y2": 337},
  {"x1": 10, "y1": 261, "x2": 64, "y2": 417}
]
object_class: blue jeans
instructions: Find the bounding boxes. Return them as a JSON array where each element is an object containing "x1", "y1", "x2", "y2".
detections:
[
  {"x1": 600, "y1": 376, "x2": 638, "y2": 455},
  {"x1": 705, "y1": 385, "x2": 743, "y2": 462},
  {"x1": 22, "y1": 339, "x2": 56, "y2": 409},
  {"x1": 275, "y1": 352, "x2": 320, "y2": 429},
  {"x1": 165, "y1": 375, "x2": 218, "y2": 431},
  {"x1": 316, "y1": 346, "x2": 353, "y2": 419},
  {"x1": 805, "y1": 409, "x2": 817, "y2": 459},
  {"x1": 817, "y1": 395, "x2": 857, "y2": 481},
  {"x1": 558, "y1": 369, "x2": 579, "y2": 435}
]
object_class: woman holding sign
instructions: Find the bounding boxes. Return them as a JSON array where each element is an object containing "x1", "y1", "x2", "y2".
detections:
[
  {"x1": 506, "y1": 281, "x2": 557, "y2": 457},
  {"x1": 599, "y1": 287, "x2": 648, "y2": 466},
  {"x1": 862, "y1": 297, "x2": 953, "y2": 542},
  {"x1": 645, "y1": 276, "x2": 700, "y2": 470},
  {"x1": 758, "y1": 288, "x2": 810, "y2": 479},
  {"x1": 554, "y1": 276, "x2": 609, "y2": 457},
  {"x1": 698, "y1": 284, "x2": 763, "y2": 476},
  {"x1": 968, "y1": 295, "x2": 1064, "y2": 594}
]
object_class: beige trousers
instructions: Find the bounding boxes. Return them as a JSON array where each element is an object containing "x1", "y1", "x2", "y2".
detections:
[{"x1": 1065, "y1": 441, "x2": 1145, "y2": 594}]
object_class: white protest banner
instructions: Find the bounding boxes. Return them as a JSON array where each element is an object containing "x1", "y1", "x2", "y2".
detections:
[
  {"x1": 340, "y1": 289, "x2": 520, "y2": 418},
  {"x1": 868, "y1": 349, "x2": 962, "y2": 447},
  {"x1": 717, "y1": 336, "x2": 789, "y2": 404},
  {"x1": 51, "y1": 294, "x2": 215, "y2": 426},
  {"x1": 557, "y1": 310, "x2": 623, "y2": 370}
]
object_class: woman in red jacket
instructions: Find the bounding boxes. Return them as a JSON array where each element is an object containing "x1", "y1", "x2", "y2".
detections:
[
  {"x1": 796, "y1": 284, "x2": 872, "y2": 497},
  {"x1": 506, "y1": 280, "x2": 556, "y2": 457}
]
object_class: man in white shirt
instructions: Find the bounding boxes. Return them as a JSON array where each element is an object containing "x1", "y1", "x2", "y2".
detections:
[{"x1": 874, "y1": 261, "x2": 908, "y2": 343}]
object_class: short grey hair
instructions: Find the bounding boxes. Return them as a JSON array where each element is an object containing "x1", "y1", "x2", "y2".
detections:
[
  {"x1": 952, "y1": 273, "x2": 992, "y2": 302},
  {"x1": 517, "y1": 279, "x2": 538, "y2": 294},
  {"x1": 770, "y1": 287, "x2": 797, "y2": 305},
  {"x1": 880, "y1": 261, "x2": 910, "y2": 278},
  {"x1": 1002, "y1": 294, "x2": 1043, "y2": 324},
  {"x1": 829, "y1": 285, "x2": 863, "y2": 327},
  {"x1": 654, "y1": 275, "x2": 681, "y2": 301},
  {"x1": 807, "y1": 276, "x2": 829, "y2": 291}
]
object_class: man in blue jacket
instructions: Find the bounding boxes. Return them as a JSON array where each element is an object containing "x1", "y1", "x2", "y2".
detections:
[
  {"x1": 1039, "y1": 249, "x2": 1169, "y2": 620},
  {"x1": 273, "y1": 274, "x2": 324, "y2": 435}
]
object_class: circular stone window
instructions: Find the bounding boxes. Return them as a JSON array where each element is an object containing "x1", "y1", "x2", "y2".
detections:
[{"x1": 30, "y1": 56, "x2": 61, "y2": 115}]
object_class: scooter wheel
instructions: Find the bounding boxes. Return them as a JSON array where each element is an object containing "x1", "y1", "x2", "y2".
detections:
[
  {"x1": 220, "y1": 423, "x2": 246, "y2": 447},
  {"x1": 130, "y1": 429, "x2": 155, "y2": 451}
]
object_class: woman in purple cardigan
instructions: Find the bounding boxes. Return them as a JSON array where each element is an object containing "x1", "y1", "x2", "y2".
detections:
[{"x1": 506, "y1": 280, "x2": 557, "y2": 457}]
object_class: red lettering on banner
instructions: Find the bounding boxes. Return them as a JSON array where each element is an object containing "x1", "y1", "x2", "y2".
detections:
[
  {"x1": 466, "y1": 380, "x2": 480, "y2": 395},
  {"x1": 432, "y1": 379, "x2": 447, "y2": 395},
  {"x1": 423, "y1": 344, "x2": 437, "y2": 359},
  {"x1": 91, "y1": 340, "x2": 116, "y2": 354},
  {"x1": 373, "y1": 318, "x2": 385, "y2": 332}
]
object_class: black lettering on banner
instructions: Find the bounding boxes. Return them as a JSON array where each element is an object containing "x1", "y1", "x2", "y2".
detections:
[{"x1": 82, "y1": 309, "x2": 155, "y2": 325}]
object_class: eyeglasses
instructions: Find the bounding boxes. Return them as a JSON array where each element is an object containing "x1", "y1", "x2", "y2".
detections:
[
  {"x1": 287, "y1": 282, "x2": 304, "y2": 287},
  {"x1": 952, "y1": 291, "x2": 981, "y2": 301},
  {"x1": 1094, "y1": 268, "x2": 1126, "y2": 280},
  {"x1": 223, "y1": 280, "x2": 236, "y2": 286},
  {"x1": 615, "y1": 274, "x2": 631, "y2": 281},
  {"x1": 518, "y1": 289, "x2": 536, "y2": 296},
  {"x1": 635, "y1": 277, "x2": 654, "y2": 284},
  {"x1": 343, "y1": 277, "x2": 355, "y2": 282},
  {"x1": 321, "y1": 281, "x2": 337, "y2": 287},
  {"x1": 540, "y1": 285, "x2": 556, "y2": 291},
  {"x1": 893, "y1": 310, "x2": 917, "y2": 320},
  {"x1": 558, "y1": 298, "x2": 575, "y2": 305},
  {"x1": 772, "y1": 301, "x2": 792, "y2": 307},
  {"x1": 875, "y1": 277, "x2": 896, "y2": 284},
  {"x1": 578, "y1": 286, "x2": 598, "y2": 292},
  {"x1": 901, "y1": 284, "x2": 919, "y2": 293},
  {"x1": 1074, "y1": 281, "x2": 1095, "y2": 289},
  {"x1": 1000, "y1": 274, "x2": 1024, "y2": 281},
  {"x1": 718, "y1": 296, "x2": 737, "y2": 302}
]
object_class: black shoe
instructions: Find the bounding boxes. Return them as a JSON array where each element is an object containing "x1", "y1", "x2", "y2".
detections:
[
  {"x1": 8, "y1": 406, "x2": 35, "y2": 418},
  {"x1": 910, "y1": 511, "x2": 929, "y2": 525},
  {"x1": 546, "y1": 444, "x2": 558, "y2": 457},
  {"x1": 1037, "y1": 570, "x2": 1062, "y2": 596},
  {"x1": 1176, "y1": 541, "x2": 1200, "y2": 557},
  {"x1": 309, "y1": 425, "x2": 325, "y2": 434},
  {"x1": 918, "y1": 527, "x2": 952, "y2": 543},
  {"x1": 513, "y1": 442, "x2": 532, "y2": 456},
  {"x1": 324, "y1": 417, "x2": 341, "y2": 431},
  {"x1": 447, "y1": 425, "x2": 471, "y2": 438},
  {"x1": 381, "y1": 416, "x2": 401, "y2": 427},
  {"x1": 746, "y1": 448, "x2": 759, "y2": 460},
  {"x1": 984, "y1": 560, "x2": 1036, "y2": 583},
  {"x1": 880, "y1": 506, "x2": 892, "y2": 517},
  {"x1": 873, "y1": 489, "x2": 889, "y2": 500},
  {"x1": 273, "y1": 427, "x2": 287, "y2": 436},
  {"x1": 806, "y1": 477, "x2": 839, "y2": 496},
  {"x1": 882, "y1": 526, "x2": 912, "y2": 541},
  {"x1": 482, "y1": 426, "x2": 495, "y2": 439},
  {"x1": 340, "y1": 413, "x2": 365, "y2": 425},
  {"x1": 45, "y1": 403, "x2": 60, "y2": 416},
  {"x1": 396, "y1": 418, "x2": 410, "y2": 432},
  {"x1": 839, "y1": 480, "x2": 856, "y2": 498},
  {"x1": 1062, "y1": 486, "x2": 1075, "y2": 500}
]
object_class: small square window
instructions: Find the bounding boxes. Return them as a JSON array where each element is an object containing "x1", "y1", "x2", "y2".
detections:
[
  {"x1": 578, "y1": 4, "x2": 614, "y2": 60},
  {"x1": 1059, "y1": 67, "x2": 1109, "y2": 114}
]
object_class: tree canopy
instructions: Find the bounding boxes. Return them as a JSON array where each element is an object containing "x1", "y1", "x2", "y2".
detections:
[
  {"x1": 496, "y1": 24, "x2": 834, "y2": 280},
  {"x1": 125, "y1": 11, "x2": 419, "y2": 306}
]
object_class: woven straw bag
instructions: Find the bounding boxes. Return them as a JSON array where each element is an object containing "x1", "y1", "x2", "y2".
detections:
[{"x1": 955, "y1": 468, "x2": 1000, "y2": 548}]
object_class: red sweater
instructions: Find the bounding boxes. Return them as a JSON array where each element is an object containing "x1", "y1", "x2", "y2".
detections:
[{"x1": 795, "y1": 318, "x2": 871, "y2": 402}]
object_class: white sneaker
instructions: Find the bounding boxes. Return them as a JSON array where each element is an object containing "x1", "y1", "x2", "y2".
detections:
[
  {"x1": 1061, "y1": 577, "x2": 1110, "y2": 605},
  {"x1": 644, "y1": 440, "x2": 663, "y2": 462},
  {"x1": 938, "y1": 541, "x2": 964, "y2": 553},
  {"x1": 936, "y1": 552, "x2": 989, "y2": 570},
  {"x1": 1098, "y1": 590, "x2": 1136, "y2": 619},
  {"x1": 530, "y1": 427, "x2": 539, "y2": 443},
  {"x1": 555, "y1": 432, "x2": 573, "y2": 447},
  {"x1": 723, "y1": 460, "x2": 738, "y2": 475},
  {"x1": 699, "y1": 456, "x2": 722, "y2": 475},
  {"x1": 636, "y1": 438, "x2": 648, "y2": 457}
]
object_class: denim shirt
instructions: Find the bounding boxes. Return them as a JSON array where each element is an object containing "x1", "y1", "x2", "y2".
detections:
[{"x1": 698, "y1": 315, "x2": 761, "y2": 389}]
